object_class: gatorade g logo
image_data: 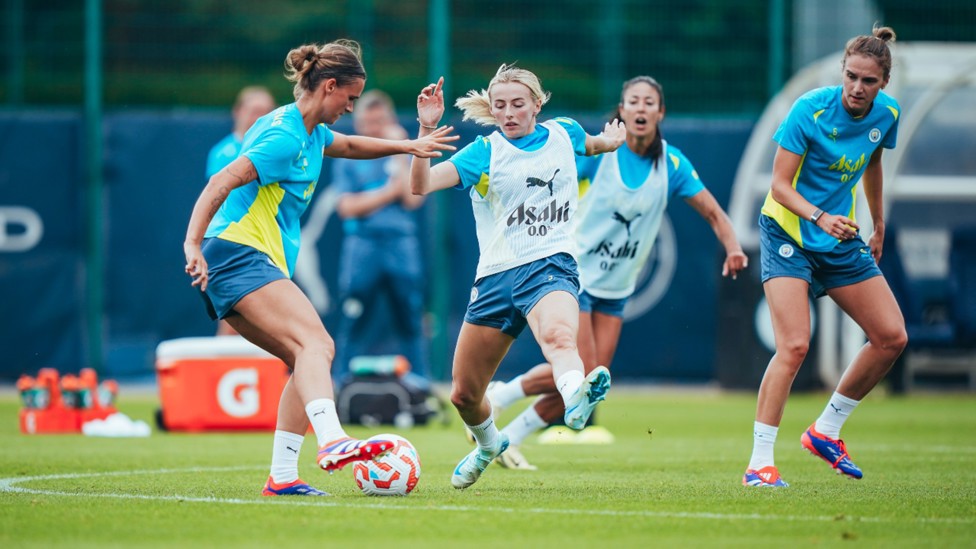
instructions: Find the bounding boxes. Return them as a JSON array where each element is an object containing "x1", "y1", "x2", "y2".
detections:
[
  {"x1": 0, "y1": 206, "x2": 44, "y2": 252},
  {"x1": 24, "y1": 411, "x2": 37, "y2": 434},
  {"x1": 216, "y1": 368, "x2": 259, "y2": 417}
]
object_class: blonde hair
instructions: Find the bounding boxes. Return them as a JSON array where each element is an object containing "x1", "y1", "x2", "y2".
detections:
[
  {"x1": 843, "y1": 25, "x2": 897, "y2": 80},
  {"x1": 284, "y1": 39, "x2": 366, "y2": 100},
  {"x1": 454, "y1": 63, "x2": 551, "y2": 126}
]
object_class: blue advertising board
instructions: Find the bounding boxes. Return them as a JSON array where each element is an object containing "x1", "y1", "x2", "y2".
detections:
[{"x1": 0, "y1": 110, "x2": 751, "y2": 383}]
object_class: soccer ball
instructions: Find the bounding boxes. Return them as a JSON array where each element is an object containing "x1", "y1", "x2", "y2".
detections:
[{"x1": 353, "y1": 434, "x2": 421, "y2": 496}]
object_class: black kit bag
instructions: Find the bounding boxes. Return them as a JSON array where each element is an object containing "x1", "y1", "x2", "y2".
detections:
[{"x1": 336, "y1": 374, "x2": 445, "y2": 428}]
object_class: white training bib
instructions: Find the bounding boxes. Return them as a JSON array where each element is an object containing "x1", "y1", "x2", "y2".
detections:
[
  {"x1": 575, "y1": 141, "x2": 669, "y2": 299},
  {"x1": 470, "y1": 120, "x2": 579, "y2": 279}
]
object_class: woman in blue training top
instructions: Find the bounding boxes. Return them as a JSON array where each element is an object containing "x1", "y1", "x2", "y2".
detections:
[
  {"x1": 410, "y1": 67, "x2": 625, "y2": 490},
  {"x1": 183, "y1": 39, "x2": 457, "y2": 497},
  {"x1": 743, "y1": 26, "x2": 907, "y2": 488},
  {"x1": 486, "y1": 75, "x2": 749, "y2": 470},
  {"x1": 204, "y1": 85, "x2": 276, "y2": 337}
]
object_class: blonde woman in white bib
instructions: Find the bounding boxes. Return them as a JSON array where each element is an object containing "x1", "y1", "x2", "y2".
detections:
[
  {"x1": 410, "y1": 66, "x2": 625, "y2": 489},
  {"x1": 488, "y1": 76, "x2": 748, "y2": 470}
]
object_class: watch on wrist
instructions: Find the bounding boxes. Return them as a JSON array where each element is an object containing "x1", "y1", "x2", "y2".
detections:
[{"x1": 810, "y1": 208, "x2": 824, "y2": 224}]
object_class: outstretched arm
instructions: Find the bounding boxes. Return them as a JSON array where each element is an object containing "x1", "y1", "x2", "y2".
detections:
[
  {"x1": 325, "y1": 126, "x2": 457, "y2": 160},
  {"x1": 335, "y1": 125, "x2": 425, "y2": 217},
  {"x1": 584, "y1": 119, "x2": 626, "y2": 156},
  {"x1": 184, "y1": 156, "x2": 257, "y2": 291},
  {"x1": 685, "y1": 189, "x2": 748, "y2": 279}
]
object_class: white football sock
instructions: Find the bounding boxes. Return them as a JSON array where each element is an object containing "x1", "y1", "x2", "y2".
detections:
[
  {"x1": 501, "y1": 405, "x2": 547, "y2": 446},
  {"x1": 814, "y1": 391, "x2": 860, "y2": 439},
  {"x1": 269, "y1": 430, "x2": 305, "y2": 484},
  {"x1": 491, "y1": 374, "x2": 527, "y2": 409},
  {"x1": 305, "y1": 398, "x2": 346, "y2": 447},
  {"x1": 748, "y1": 421, "x2": 778, "y2": 470},
  {"x1": 467, "y1": 413, "x2": 500, "y2": 451},
  {"x1": 556, "y1": 370, "x2": 585, "y2": 406}
]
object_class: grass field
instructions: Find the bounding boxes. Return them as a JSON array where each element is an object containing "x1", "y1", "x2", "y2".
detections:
[{"x1": 2, "y1": 387, "x2": 974, "y2": 547}]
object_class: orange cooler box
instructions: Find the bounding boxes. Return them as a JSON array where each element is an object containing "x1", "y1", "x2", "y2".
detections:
[{"x1": 156, "y1": 337, "x2": 290, "y2": 431}]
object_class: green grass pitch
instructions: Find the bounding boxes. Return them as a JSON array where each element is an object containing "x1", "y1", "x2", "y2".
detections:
[{"x1": 2, "y1": 388, "x2": 974, "y2": 547}]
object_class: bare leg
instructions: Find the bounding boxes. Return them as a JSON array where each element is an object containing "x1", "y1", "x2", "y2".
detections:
[
  {"x1": 216, "y1": 319, "x2": 239, "y2": 336},
  {"x1": 450, "y1": 322, "x2": 514, "y2": 426},
  {"x1": 827, "y1": 276, "x2": 907, "y2": 399},
  {"x1": 800, "y1": 276, "x2": 907, "y2": 480},
  {"x1": 227, "y1": 279, "x2": 335, "y2": 434},
  {"x1": 525, "y1": 290, "x2": 583, "y2": 382},
  {"x1": 226, "y1": 311, "x2": 308, "y2": 434},
  {"x1": 532, "y1": 393, "x2": 565, "y2": 423},
  {"x1": 590, "y1": 311, "x2": 623, "y2": 370},
  {"x1": 577, "y1": 311, "x2": 599, "y2": 372},
  {"x1": 520, "y1": 362, "x2": 558, "y2": 394},
  {"x1": 519, "y1": 309, "x2": 623, "y2": 423},
  {"x1": 755, "y1": 277, "x2": 812, "y2": 427}
]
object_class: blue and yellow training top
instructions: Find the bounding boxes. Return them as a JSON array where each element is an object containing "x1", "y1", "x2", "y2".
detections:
[
  {"x1": 204, "y1": 103, "x2": 334, "y2": 277},
  {"x1": 761, "y1": 85, "x2": 899, "y2": 252}
]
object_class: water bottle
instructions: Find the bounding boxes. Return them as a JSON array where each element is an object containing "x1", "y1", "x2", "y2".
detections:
[
  {"x1": 97, "y1": 380, "x2": 118, "y2": 408},
  {"x1": 77, "y1": 368, "x2": 97, "y2": 409},
  {"x1": 34, "y1": 368, "x2": 60, "y2": 409},
  {"x1": 60, "y1": 374, "x2": 79, "y2": 409},
  {"x1": 349, "y1": 355, "x2": 411, "y2": 377},
  {"x1": 16, "y1": 375, "x2": 36, "y2": 408}
]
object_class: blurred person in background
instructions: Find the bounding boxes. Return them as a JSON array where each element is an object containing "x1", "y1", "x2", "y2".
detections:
[
  {"x1": 183, "y1": 39, "x2": 457, "y2": 497},
  {"x1": 410, "y1": 66, "x2": 625, "y2": 489},
  {"x1": 742, "y1": 26, "x2": 906, "y2": 488},
  {"x1": 331, "y1": 90, "x2": 430, "y2": 388},
  {"x1": 487, "y1": 75, "x2": 748, "y2": 470},
  {"x1": 205, "y1": 86, "x2": 277, "y2": 336}
]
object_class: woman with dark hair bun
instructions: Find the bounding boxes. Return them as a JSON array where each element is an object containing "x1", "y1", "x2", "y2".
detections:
[{"x1": 183, "y1": 39, "x2": 457, "y2": 496}]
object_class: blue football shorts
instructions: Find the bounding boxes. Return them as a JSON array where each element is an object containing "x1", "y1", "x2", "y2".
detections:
[
  {"x1": 464, "y1": 252, "x2": 580, "y2": 338},
  {"x1": 198, "y1": 237, "x2": 287, "y2": 320},
  {"x1": 759, "y1": 215, "x2": 882, "y2": 298},
  {"x1": 577, "y1": 290, "x2": 628, "y2": 318}
]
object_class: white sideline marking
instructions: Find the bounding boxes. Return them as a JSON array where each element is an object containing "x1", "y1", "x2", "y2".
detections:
[{"x1": 0, "y1": 466, "x2": 971, "y2": 525}]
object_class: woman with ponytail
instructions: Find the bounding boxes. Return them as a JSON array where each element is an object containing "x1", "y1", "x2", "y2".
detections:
[
  {"x1": 743, "y1": 25, "x2": 906, "y2": 487},
  {"x1": 183, "y1": 39, "x2": 457, "y2": 497}
]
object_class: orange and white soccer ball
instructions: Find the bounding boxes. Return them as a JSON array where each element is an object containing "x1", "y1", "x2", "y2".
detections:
[{"x1": 353, "y1": 434, "x2": 421, "y2": 496}]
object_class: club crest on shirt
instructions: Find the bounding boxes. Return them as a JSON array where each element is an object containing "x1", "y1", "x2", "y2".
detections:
[
  {"x1": 779, "y1": 244, "x2": 794, "y2": 258},
  {"x1": 869, "y1": 128, "x2": 881, "y2": 143}
]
